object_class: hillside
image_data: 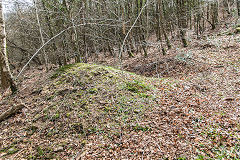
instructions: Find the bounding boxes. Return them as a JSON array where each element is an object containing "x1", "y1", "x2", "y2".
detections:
[{"x1": 0, "y1": 31, "x2": 240, "y2": 159}]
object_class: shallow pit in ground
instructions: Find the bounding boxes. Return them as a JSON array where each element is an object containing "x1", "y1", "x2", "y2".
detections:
[
  {"x1": 123, "y1": 54, "x2": 210, "y2": 78},
  {"x1": 89, "y1": 46, "x2": 211, "y2": 79}
]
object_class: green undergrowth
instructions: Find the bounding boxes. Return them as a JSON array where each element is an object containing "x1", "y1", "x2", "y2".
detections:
[{"x1": 39, "y1": 63, "x2": 163, "y2": 139}]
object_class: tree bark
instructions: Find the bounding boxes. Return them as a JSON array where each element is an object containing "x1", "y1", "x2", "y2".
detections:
[
  {"x1": 237, "y1": 0, "x2": 240, "y2": 17},
  {"x1": 177, "y1": 0, "x2": 188, "y2": 47},
  {"x1": 0, "y1": 0, "x2": 17, "y2": 93},
  {"x1": 34, "y1": 0, "x2": 48, "y2": 71},
  {"x1": 159, "y1": 0, "x2": 171, "y2": 49}
]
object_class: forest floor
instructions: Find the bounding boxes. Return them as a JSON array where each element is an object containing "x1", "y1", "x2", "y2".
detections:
[{"x1": 0, "y1": 26, "x2": 240, "y2": 159}]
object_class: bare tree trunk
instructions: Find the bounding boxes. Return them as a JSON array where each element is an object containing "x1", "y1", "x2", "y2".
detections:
[
  {"x1": 34, "y1": 0, "x2": 48, "y2": 71},
  {"x1": 0, "y1": 0, "x2": 17, "y2": 93},
  {"x1": 159, "y1": 0, "x2": 171, "y2": 49},
  {"x1": 237, "y1": 0, "x2": 240, "y2": 17},
  {"x1": 211, "y1": 0, "x2": 219, "y2": 30},
  {"x1": 63, "y1": 0, "x2": 82, "y2": 63},
  {"x1": 177, "y1": 0, "x2": 188, "y2": 47},
  {"x1": 41, "y1": 0, "x2": 60, "y2": 65}
]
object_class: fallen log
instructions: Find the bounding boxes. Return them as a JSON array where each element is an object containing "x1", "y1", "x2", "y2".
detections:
[{"x1": 0, "y1": 104, "x2": 25, "y2": 122}]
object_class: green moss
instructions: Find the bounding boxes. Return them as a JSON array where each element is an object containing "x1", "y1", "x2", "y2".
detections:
[
  {"x1": 55, "y1": 80, "x2": 64, "y2": 85},
  {"x1": 43, "y1": 113, "x2": 49, "y2": 121},
  {"x1": 27, "y1": 155, "x2": 36, "y2": 160},
  {"x1": 90, "y1": 67, "x2": 109, "y2": 76},
  {"x1": 132, "y1": 124, "x2": 151, "y2": 132},
  {"x1": 46, "y1": 95, "x2": 54, "y2": 100},
  {"x1": 89, "y1": 88, "x2": 98, "y2": 94},
  {"x1": 236, "y1": 27, "x2": 240, "y2": 33},
  {"x1": 7, "y1": 147, "x2": 18, "y2": 155},
  {"x1": 104, "y1": 106, "x2": 112, "y2": 112},
  {"x1": 81, "y1": 140, "x2": 87, "y2": 146},
  {"x1": 138, "y1": 92, "x2": 152, "y2": 98},
  {"x1": 125, "y1": 80, "x2": 150, "y2": 93},
  {"x1": 46, "y1": 129, "x2": 58, "y2": 137},
  {"x1": 125, "y1": 82, "x2": 139, "y2": 93},
  {"x1": 66, "y1": 112, "x2": 71, "y2": 117},
  {"x1": 51, "y1": 64, "x2": 76, "y2": 79},
  {"x1": 43, "y1": 108, "x2": 48, "y2": 114},
  {"x1": 51, "y1": 113, "x2": 60, "y2": 121},
  {"x1": 37, "y1": 147, "x2": 44, "y2": 156},
  {"x1": 196, "y1": 155, "x2": 204, "y2": 160}
]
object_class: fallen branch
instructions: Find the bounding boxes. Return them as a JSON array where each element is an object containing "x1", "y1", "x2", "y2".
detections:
[{"x1": 0, "y1": 104, "x2": 25, "y2": 122}]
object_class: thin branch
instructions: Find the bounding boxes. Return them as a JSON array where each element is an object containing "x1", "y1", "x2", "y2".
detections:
[
  {"x1": 16, "y1": 22, "x2": 125, "y2": 78},
  {"x1": 118, "y1": 0, "x2": 150, "y2": 69},
  {"x1": 17, "y1": 26, "x2": 72, "y2": 78}
]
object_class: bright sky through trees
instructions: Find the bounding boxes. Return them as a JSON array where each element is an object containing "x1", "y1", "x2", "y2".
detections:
[{"x1": 3, "y1": 0, "x2": 32, "y2": 13}]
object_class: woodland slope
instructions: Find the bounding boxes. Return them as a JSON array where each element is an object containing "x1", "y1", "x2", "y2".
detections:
[{"x1": 0, "y1": 31, "x2": 240, "y2": 159}]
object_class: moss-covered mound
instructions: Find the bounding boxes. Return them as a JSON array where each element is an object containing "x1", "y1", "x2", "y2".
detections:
[
  {"x1": 40, "y1": 63, "x2": 158, "y2": 137},
  {"x1": 2, "y1": 60, "x2": 239, "y2": 159},
  {"x1": 2, "y1": 63, "x2": 172, "y2": 159}
]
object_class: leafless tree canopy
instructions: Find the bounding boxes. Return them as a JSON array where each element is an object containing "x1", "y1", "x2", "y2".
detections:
[{"x1": 2, "y1": 0, "x2": 239, "y2": 71}]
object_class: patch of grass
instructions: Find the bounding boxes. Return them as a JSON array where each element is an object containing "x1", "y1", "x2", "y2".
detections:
[
  {"x1": 211, "y1": 144, "x2": 240, "y2": 159},
  {"x1": 87, "y1": 127, "x2": 98, "y2": 135},
  {"x1": 236, "y1": 27, "x2": 240, "y2": 34},
  {"x1": 104, "y1": 106, "x2": 112, "y2": 112}
]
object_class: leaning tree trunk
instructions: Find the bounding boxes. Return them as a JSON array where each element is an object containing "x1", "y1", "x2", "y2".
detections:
[{"x1": 0, "y1": 0, "x2": 17, "y2": 93}]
